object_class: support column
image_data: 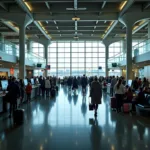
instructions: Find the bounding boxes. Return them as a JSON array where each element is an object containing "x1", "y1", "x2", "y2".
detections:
[
  {"x1": 105, "y1": 45, "x2": 109, "y2": 77},
  {"x1": 27, "y1": 40, "x2": 32, "y2": 53},
  {"x1": 44, "y1": 44, "x2": 48, "y2": 77},
  {"x1": 0, "y1": 34, "x2": 4, "y2": 52},
  {"x1": 19, "y1": 26, "x2": 26, "y2": 79},
  {"x1": 148, "y1": 22, "x2": 150, "y2": 38},
  {"x1": 126, "y1": 24, "x2": 133, "y2": 81}
]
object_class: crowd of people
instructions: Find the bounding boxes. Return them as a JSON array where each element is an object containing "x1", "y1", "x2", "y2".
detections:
[{"x1": 0, "y1": 74, "x2": 150, "y2": 117}]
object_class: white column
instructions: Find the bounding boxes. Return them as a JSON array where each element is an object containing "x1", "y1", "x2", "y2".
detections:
[
  {"x1": 44, "y1": 44, "x2": 48, "y2": 77},
  {"x1": 27, "y1": 40, "x2": 32, "y2": 53},
  {"x1": 105, "y1": 45, "x2": 109, "y2": 77}
]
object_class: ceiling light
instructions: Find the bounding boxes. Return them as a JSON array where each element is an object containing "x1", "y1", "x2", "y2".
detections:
[
  {"x1": 54, "y1": 20, "x2": 57, "y2": 24},
  {"x1": 74, "y1": 36, "x2": 79, "y2": 39},
  {"x1": 94, "y1": 26, "x2": 96, "y2": 29},
  {"x1": 60, "y1": 34, "x2": 61, "y2": 37},
  {"x1": 56, "y1": 26, "x2": 59, "y2": 29},
  {"x1": 72, "y1": 16, "x2": 80, "y2": 21},
  {"x1": 96, "y1": 20, "x2": 99, "y2": 24},
  {"x1": 119, "y1": 1, "x2": 127, "y2": 11},
  {"x1": 91, "y1": 34, "x2": 93, "y2": 36},
  {"x1": 24, "y1": 1, "x2": 32, "y2": 11}
]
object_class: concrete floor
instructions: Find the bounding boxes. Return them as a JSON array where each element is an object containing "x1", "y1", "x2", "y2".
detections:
[{"x1": 0, "y1": 85, "x2": 150, "y2": 150}]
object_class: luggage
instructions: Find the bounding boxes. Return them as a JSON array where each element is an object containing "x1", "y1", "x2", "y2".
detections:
[
  {"x1": 123, "y1": 103, "x2": 130, "y2": 113},
  {"x1": 51, "y1": 89, "x2": 56, "y2": 97},
  {"x1": 13, "y1": 109, "x2": 24, "y2": 124},
  {"x1": 89, "y1": 97, "x2": 95, "y2": 111},
  {"x1": 110, "y1": 97, "x2": 116, "y2": 110}
]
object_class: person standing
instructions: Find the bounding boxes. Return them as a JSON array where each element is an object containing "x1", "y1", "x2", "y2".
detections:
[
  {"x1": 114, "y1": 79, "x2": 125, "y2": 113},
  {"x1": 45, "y1": 77, "x2": 51, "y2": 96},
  {"x1": 26, "y1": 82, "x2": 32, "y2": 103},
  {"x1": 110, "y1": 76, "x2": 117, "y2": 97},
  {"x1": 90, "y1": 76, "x2": 102, "y2": 117},
  {"x1": 7, "y1": 77, "x2": 20, "y2": 118},
  {"x1": 19, "y1": 79, "x2": 25, "y2": 104}
]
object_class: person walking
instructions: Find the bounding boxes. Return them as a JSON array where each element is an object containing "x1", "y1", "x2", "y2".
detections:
[
  {"x1": 90, "y1": 76, "x2": 102, "y2": 117},
  {"x1": 7, "y1": 77, "x2": 20, "y2": 118},
  {"x1": 26, "y1": 82, "x2": 32, "y2": 103},
  {"x1": 114, "y1": 79, "x2": 125, "y2": 113},
  {"x1": 81, "y1": 74, "x2": 88, "y2": 95},
  {"x1": 72, "y1": 76, "x2": 78, "y2": 94}
]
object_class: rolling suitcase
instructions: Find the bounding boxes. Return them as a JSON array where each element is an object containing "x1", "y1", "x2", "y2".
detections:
[
  {"x1": 13, "y1": 109, "x2": 24, "y2": 124},
  {"x1": 110, "y1": 97, "x2": 116, "y2": 110},
  {"x1": 123, "y1": 103, "x2": 130, "y2": 113}
]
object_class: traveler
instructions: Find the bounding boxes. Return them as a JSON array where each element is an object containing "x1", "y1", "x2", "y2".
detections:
[
  {"x1": 114, "y1": 79, "x2": 125, "y2": 113},
  {"x1": 72, "y1": 76, "x2": 78, "y2": 93},
  {"x1": 67, "y1": 76, "x2": 72, "y2": 91},
  {"x1": 124, "y1": 87, "x2": 133, "y2": 103},
  {"x1": 110, "y1": 76, "x2": 117, "y2": 97},
  {"x1": 7, "y1": 77, "x2": 20, "y2": 118},
  {"x1": 45, "y1": 77, "x2": 51, "y2": 96},
  {"x1": 19, "y1": 79, "x2": 25, "y2": 104},
  {"x1": 81, "y1": 74, "x2": 88, "y2": 95},
  {"x1": 90, "y1": 76, "x2": 102, "y2": 117},
  {"x1": 26, "y1": 82, "x2": 32, "y2": 102},
  {"x1": 132, "y1": 77, "x2": 139, "y2": 90}
]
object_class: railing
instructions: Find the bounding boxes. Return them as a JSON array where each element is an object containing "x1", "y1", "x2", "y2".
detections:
[
  {"x1": 132, "y1": 38, "x2": 150, "y2": 57},
  {"x1": 108, "y1": 52, "x2": 126, "y2": 68},
  {"x1": 0, "y1": 41, "x2": 46, "y2": 65}
]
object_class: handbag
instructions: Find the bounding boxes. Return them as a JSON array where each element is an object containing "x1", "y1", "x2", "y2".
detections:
[{"x1": 89, "y1": 97, "x2": 94, "y2": 111}]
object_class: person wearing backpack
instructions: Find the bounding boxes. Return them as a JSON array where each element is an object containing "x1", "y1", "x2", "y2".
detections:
[{"x1": 26, "y1": 82, "x2": 32, "y2": 103}]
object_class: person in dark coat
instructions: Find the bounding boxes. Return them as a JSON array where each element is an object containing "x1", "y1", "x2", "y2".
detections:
[
  {"x1": 7, "y1": 77, "x2": 20, "y2": 118},
  {"x1": 19, "y1": 79, "x2": 25, "y2": 104},
  {"x1": 90, "y1": 76, "x2": 102, "y2": 117},
  {"x1": 81, "y1": 74, "x2": 88, "y2": 95},
  {"x1": 67, "y1": 76, "x2": 72, "y2": 91},
  {"x1": 72, "y1": 77, "x2": 78, "y2": 93}
]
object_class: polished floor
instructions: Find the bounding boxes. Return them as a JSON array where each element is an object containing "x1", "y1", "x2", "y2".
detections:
[{"x1": 0, "y1": 85, "x2": 150, "y2": 150}]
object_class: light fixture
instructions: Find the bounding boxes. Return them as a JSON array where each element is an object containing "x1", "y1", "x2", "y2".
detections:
[
  {"x1": 119, "y1": 1, "x2": 127, "y2": 11},
  {"x1": 94, "y1": 26, "x2": 96, "y2": 29},
  {"x1": 56, "y1": 26, "x2": 59, "y2": 29},
  {"x1": 74, "y1": 36, "x2": 79, "y2": 39},
  {"x1": 72, "y1": 16, "x2": 80, "y2": 21},
  {"x1": 54, "y1": 20, "x2": 57, "y2": 24},
  {"x1": 23, "y1": 1, "x2": 32, "y2": 11}
]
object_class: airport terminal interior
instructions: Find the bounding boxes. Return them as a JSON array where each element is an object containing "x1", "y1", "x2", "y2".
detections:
[{"x1": 0, "y1": 0, "x2": 150, "y2": 150}]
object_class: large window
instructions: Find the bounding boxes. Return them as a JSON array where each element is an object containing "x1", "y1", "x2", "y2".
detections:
[
  {"x1": 48, "y1": 41, "x2": 106, "y2": 77},
  {"x1": 32, "y1": 42, "x2": 44, "y2": 57},
  {"x1": 109, "y1": 41, "x2": 122, "y2": 58}
]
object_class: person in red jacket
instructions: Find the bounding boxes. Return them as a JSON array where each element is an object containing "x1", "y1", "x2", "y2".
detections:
[{"x1": 26, "y1": 82, "x2": 32, "y2": 102}]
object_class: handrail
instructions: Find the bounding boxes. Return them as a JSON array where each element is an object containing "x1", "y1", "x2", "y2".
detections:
[{"x1": 132, "y1": 38, "x2": 150, "y2": 48}]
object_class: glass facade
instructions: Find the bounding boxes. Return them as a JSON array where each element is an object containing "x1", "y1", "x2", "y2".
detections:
[{"x1": 48, "y1": 41, "x2": 106, "y2": 77}]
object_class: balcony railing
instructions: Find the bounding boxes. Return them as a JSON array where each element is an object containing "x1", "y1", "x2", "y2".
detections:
[
  {"x1": 0, "y1": 41, "x2": 46, "y2": 65},
  {"x1": 132, "y1": 38, "x2": 150, "y2": 57}
]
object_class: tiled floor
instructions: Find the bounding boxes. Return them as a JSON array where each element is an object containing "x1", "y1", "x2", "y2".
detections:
[{"x1": 0, "y1": 85, "x2": 150, "y2": 150}]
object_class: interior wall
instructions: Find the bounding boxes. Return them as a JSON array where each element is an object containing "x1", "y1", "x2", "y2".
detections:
[
  {"x1": 144, "y1": 66, "x2": 150, "y2": 81},
  {"x1": 0, "y1": 68, "x2": 26, "y2": 78}
]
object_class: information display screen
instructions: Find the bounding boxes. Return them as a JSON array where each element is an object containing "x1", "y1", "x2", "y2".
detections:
[
  {"x1": 24, "y1": 79, "x2": 28, "y2": 86},
  {"x1": 1, "y1": 80, "x2": 8, "y2": 90},
  {"x1": 31, "y1": 78, "x2": 34, "y2": 85}
]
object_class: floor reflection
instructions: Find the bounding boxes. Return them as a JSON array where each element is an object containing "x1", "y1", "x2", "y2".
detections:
[{"x1": 0, "y1": 86, "x2": 150, "y2": 150}]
